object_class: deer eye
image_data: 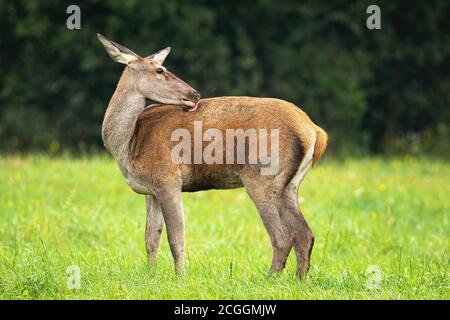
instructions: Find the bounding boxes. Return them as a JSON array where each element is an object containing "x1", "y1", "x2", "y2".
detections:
[{"x1": 156, "y1": 67, "x2": 164, "y2": 74}]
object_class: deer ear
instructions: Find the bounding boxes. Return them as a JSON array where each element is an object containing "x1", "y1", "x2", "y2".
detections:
[
  {"x1": 97, "y1": 33, "x2": 139, "y2": 65},
  {"x1": 146, "y1": 47, "x2": 171, "y2": 65}
]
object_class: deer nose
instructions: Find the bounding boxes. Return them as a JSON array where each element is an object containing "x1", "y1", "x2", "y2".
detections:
[{"x1": 187, "y1": 90, "x2": 201, "y2": 101}]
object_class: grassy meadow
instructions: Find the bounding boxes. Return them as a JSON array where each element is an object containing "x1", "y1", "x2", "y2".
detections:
[{"x1": 0, "y1": 155, "x2": 448, "y2": 299}]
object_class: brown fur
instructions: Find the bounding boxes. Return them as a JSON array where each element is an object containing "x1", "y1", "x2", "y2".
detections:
[{"x1": 129, "y1": 97, "x2": 325, "y2": 192}]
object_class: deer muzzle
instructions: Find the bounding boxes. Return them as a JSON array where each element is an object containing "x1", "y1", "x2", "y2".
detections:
[{"x1": 181, "y1": 90, "x2": 201, "y2": 111}]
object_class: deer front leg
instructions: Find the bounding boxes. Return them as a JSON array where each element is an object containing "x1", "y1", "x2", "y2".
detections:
[
  {"x1": 154, "y1": 187, "x2": 185, "y2": 274},
  {"x1": 145, "y1": 194, "x2": 165, "y2": 268}
]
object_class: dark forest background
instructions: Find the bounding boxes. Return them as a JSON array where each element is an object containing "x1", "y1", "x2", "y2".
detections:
[{"x1": 0, "y1": 0, "x2": 449, "y2": 156}]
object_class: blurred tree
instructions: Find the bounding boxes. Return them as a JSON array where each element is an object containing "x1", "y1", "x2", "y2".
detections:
[{"x1": 0, "y1": 0, "x2": 449, "y2": 155}]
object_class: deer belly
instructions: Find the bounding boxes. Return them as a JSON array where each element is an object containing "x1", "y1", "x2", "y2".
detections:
[{"x1": 181, "y1": 164, "x2": 244, "y2": 192}]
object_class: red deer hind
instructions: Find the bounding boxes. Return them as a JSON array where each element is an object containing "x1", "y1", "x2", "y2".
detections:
[{"x1": 98, "y1": 34, "x2": 327, "y2": 277}]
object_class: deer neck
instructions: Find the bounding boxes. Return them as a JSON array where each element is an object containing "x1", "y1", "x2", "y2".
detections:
[{"x1": 102, "y1": 71, "x2": 145, "y2": 170}]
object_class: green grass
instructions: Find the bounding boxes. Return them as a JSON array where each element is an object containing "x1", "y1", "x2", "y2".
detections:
[{"x1": 0, "y1": 155, "x2": 448, "y2": 299}]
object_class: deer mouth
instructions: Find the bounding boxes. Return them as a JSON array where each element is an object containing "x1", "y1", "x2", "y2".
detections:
[{"x1": 181, "y1": 98, "x2": 200, "y2": 112}]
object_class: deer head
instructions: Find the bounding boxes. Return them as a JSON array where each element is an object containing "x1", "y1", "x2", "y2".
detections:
[{"x1": 97, "y1": 34, "x2": 200, "y2": 110}]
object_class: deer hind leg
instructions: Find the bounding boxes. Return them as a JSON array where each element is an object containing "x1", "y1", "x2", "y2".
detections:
[
  {"x1": 280, "y1": 189, "x2": 314, "y2": 278},
  {"x1": 245, "y1": 182, "x2": 294, "y2": 274},
  {"x1": 283, "y1": 139, "x2": 315, "y2": 277},
  {"x1": 153, "y1": 186, "x2": 185, "y2": 274},
  {"x1": 145, "y1": 194, "x2": 165, "y2": 267}
]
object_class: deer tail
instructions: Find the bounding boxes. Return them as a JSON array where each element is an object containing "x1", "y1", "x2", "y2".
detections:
[{"x1": 312, "y1": 126, "x2": 328, "y2": 166}]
